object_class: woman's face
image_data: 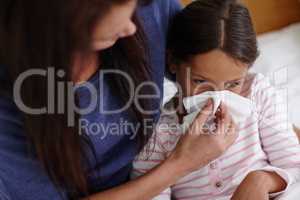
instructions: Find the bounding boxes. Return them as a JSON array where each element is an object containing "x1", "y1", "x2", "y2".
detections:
[
  {"x1": 172, "y1": 49, "x2": 249, "y2": 97},
  {"x1": 91, "y1": 0, "x2": 137, "y2": 51}
]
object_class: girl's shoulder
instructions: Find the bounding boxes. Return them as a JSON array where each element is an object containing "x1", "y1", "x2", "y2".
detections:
[
  {"x1": 243, "y1": 73, "x2": 274, "y2": 99},
  {"x1": 243, "y1": 73, "x2": 279, "y2": 116}
]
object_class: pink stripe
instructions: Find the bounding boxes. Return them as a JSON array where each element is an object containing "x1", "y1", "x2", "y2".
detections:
[
  {"x1": 272, "y1": 152, "x2": 300, "y2": 163},
  {"x1": 260, "y1": 103, "x2": 273, "y2": 118},
  {"x1": 177, "y1": 192, "x2": 213, "y2": 200},
  {"x1": 238, "y1": 120, "x2": 256, "y2": 130},
  {"x1": 222, "y1": 161, "x2": 266, "y2": 182},
  {"x1": 263, "y1": 137, "x2": 293, "y2": 149},
  {"x1": 254, "y1": 77, "x2": 266, "y2": 99},
  {"x1": 175, "y1": 173, "x2": 209, "y2": 186},
  {"x1": 222, "y1": 141, "x2": 259, "y2": 161},
  {"x1": 261, "y1": 86, "x2": 273, "y2": 95},
  {"x1": 167, "y1": 131, "x2": 181, "y2": 136},
  {"x1": 257, "y1": 86, "x2": 274, "y2": 107},
  {"x1": 241, "y1": 74, "x2": 265, "y2": 96},
  {"x1": 158, "y1": 131, "x2": 180, "y2": 137},
  {"x1": 261, "y1": 129, "x2": 283, "y2": 140},
  {"x1": 173, "y1": 183, "x2": 211, "y2": 193},
  {"x1": 263, "y1": 113, "x2": 277, "y2": 121},
  {"x1": 260, "y1": 100, "x2": 286, "y2": 116},
  {"x1": 259, "y1": 120, "x2": 283, "y2": 131},
  {"x1": 162, "y1": 140, "x2": 177, "y2": 147},
  {"x1": 215, "y1": 187, "x2": 236, "y2": 198},
  {"x1": 147, "y1": 149, "x2": 167, "y2": 154},
  {"x1": 235, "y1": 130, "x2": 258, "y2": 145},
  {"x1": 261, "y1": 102, "x2": 286, "y2": 119},
  {"x1": 261, "y1": 92, "x2": 271, "y2": 105},
  {"x1": 278, "y1": 161, "x2": 300, "y2": 168},
  {"x1": 222, "y1": 152, "x2": 257, "y2": 172},
  {"x1": 268, "y1": 144, "x2": 300, "y2": 154}
]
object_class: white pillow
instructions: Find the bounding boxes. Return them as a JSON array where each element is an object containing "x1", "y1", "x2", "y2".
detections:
[{"x1": 251, "y1": 23, "x2": 300, "y2": 128}]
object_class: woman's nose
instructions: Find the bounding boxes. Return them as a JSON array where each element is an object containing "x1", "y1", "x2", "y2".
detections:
[{"x1": 119, "y1": 21, "x2": 137, "y2": 38}]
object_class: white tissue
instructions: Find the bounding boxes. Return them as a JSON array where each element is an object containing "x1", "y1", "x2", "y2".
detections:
[
  {"x1": 162, "y1": 78, "x2": 256, "y2": 133},
  {"x1": 181, "y1": 91, "x2": 256, "y2": 133},
  {"x1": 183, "y1": 90, "x2": 255, "y2": 123},
  {"x1": 163, "y1": 78, "x2": 178, "y2": 106}
]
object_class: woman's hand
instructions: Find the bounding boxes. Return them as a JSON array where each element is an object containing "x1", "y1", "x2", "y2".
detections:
[
  {"x1": 167, "y1": 99, "x2": 238, "y2": 175},
  {"x1": 85, "y1": 100, "x2": 238, "y2": 200},
  {"x1": 231, "y1": 171, "x2": 287, "y2": 200}
]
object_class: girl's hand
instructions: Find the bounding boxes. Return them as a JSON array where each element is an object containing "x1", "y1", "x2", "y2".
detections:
[
  {"x1": 167, "y1": 99, "x2": 238, "y2": 175},
  {"x1": 231, "y1": 171, "x2": 287, "y2": 200}
]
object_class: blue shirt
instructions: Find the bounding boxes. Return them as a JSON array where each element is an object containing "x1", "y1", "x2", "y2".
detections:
[{"x1": 0, "y1": 1, "x2": 181, "y2": 199}]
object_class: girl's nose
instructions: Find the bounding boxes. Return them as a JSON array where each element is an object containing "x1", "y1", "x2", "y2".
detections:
[
  {"x1": 215, "y1": 87, "x2": 225, "y2": 91},
  {"x1": 214, "y1": 83, "x2": 225, "y2": 91},
  {"x1": 207, "y1": 85, "x2": 225, "y2": 92}
]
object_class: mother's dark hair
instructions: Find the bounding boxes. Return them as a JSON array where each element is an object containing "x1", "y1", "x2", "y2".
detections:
[
  {"x1": 0, "y1": 0, "x2": 153, "y2": 198},
  {"x1": 168, "y1": 0, "x2": 259, "y2": 65}
]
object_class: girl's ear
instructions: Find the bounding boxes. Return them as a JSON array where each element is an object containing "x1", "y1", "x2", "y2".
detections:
[{"x1": 166, "y1": 50, "x2": 177, "y2": 74}]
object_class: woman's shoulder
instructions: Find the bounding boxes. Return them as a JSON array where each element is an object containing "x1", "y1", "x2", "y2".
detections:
[
  {"x1": 156, "y1": 0, "x2": 182, "y2": 16},
  {"x1": 138, "y1": 0, "x2": 182, "y2": 33},
  {"x1": 0, "y1": 177, "x2": 10, "y2": 200},
  {"x1": 139, "y1": 0, "x2": 181, "y2": 16}
]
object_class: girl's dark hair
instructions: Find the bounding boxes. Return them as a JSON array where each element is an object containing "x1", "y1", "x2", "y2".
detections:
[
  {"x1": 0, "y1": 0, "x2": 153, "y2": 198},
  {"x1": 168, "y1": 0, "x2": 259, "y2": 65}
]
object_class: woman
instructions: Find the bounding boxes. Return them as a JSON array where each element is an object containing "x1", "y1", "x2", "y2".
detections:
[{"x1": 0, "y1": 0, "x2": 237, "y2": 199}]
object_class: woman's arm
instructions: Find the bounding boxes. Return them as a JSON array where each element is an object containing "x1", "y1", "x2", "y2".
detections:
[
  {"x1": 84, "y1": 100, "x2": 238, "y2": 200},
  {"x1": 85, "y1": 155, "x2": 192, "y2": 200}
]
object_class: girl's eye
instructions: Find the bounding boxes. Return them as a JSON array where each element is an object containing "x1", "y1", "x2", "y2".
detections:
[
  {"x1": 226, "y1": 81, "x2": 241, "y2": 89},
  {"x1": 193, "y1": 79, "x2": 207, "y2": 84}
]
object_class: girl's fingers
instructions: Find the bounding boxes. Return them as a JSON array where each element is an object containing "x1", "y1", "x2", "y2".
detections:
[
  {"x1": 188, "y1": 99, "x2": 213, "y2": 136},
  {"x1": 215, "y1": 102, "x2": 231, "y2": 135},
  {"x1": 219, "y1": 101, "x2": 227, "y2": 118},
  {"x1": 226, "y1": 120, "x2": 238, "y2": 143},
  {"x1": 194, "y1": 98, "x2": 213, "y2": 127}
]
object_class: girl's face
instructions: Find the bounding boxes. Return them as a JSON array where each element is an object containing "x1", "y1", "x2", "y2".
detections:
[
  {"x1": 172, "y1": 49, "x2": 249, "y2": 97},
  {"x1": 91, "y1": 0, "x2": 137, "y2": 51}
]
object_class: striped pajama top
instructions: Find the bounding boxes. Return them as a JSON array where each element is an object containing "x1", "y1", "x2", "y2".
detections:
[{"x1": 131, "y1": 73, "x2": 300, "y2": 200}]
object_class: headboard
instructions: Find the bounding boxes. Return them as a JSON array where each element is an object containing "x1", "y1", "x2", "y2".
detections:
[{"x1": 180, "y1": 0, "x2": 300, "y2": 34}]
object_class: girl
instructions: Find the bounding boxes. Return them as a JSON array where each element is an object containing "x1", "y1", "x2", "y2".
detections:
[
  {"x1": 0, "y1": 0, "x2": 237, "y2": 199},
  {"x1": 132, "y1": 0, "x2": 300, "y2": 199}
]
